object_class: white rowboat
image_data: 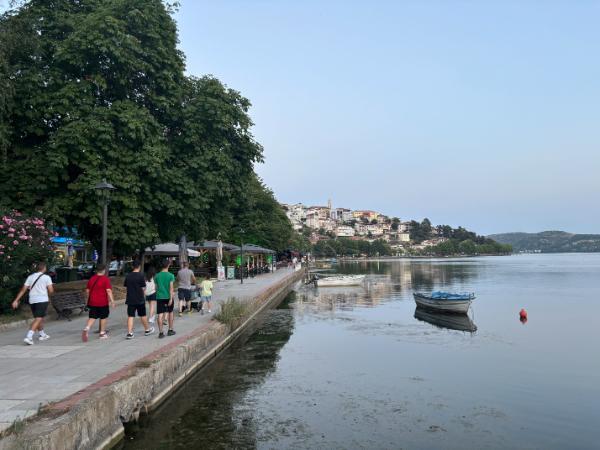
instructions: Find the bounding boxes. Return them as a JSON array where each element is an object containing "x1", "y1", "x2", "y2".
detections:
[
  {"x1": 413, "y1": 292, "x2": 474, "y2": 314},
  {"x1": 316, "y1": 275, "x2": 365, "y2": 287}
]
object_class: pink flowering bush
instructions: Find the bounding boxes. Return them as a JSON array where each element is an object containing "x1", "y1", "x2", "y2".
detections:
[{"x1": 0, "y1": 211, "x2": 54, "y2": 313}]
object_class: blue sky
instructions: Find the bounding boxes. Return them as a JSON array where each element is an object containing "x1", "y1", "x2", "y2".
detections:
[
  {"x1": 174, "y1": 0, "x2": 600, "y2": 234},
  {"x1": 2, "y1": 1, "x2": 598, "y2": 234}
]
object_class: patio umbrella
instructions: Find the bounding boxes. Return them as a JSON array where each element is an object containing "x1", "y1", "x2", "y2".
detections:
[{"x1": 216, "y1": 239, "x2": 223, "y2": 267}]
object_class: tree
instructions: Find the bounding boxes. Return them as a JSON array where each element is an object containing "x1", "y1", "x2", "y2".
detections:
[
  {"x1": 0, "y1": 0, "x2": 186, "y2": 257},
  {"x1": 225, "y1": 175, "x2": 293, "y2": 253},
  {"x1": 0, "y1": 1, "x2": 286, "y2": 259}
]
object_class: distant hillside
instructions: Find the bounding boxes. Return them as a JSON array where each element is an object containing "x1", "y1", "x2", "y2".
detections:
[{"x1": 488, "y1": 231, "x2": 600, "y2": 253}]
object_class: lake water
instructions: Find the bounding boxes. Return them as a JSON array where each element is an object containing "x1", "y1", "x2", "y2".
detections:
[{"x1": 119, "y1": 254, "x2": 600, "y2": 449}]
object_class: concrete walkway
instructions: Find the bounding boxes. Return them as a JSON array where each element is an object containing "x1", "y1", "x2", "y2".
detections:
[{"x1": 0, "y1": 268, "x2": 297, "y2": 432}]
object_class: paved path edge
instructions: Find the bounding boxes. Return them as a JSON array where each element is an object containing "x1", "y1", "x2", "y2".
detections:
[{"x1": 0, "y1": 270, "x2": 304, "y2": 450}]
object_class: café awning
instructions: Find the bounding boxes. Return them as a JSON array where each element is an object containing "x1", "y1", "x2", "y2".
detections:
[{"x1": 145, "y1": 243, "x2": 201, "y2": 257}]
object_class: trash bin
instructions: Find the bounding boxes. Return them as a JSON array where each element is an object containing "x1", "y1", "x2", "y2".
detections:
[{"x1": 56, "y1": 267, "x2": 78, "y2": 283}]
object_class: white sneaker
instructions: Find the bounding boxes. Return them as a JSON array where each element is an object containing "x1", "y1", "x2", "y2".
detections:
[
  {"x1": 38, "y1": 334, "x2": 50, "y2": 341},
  {"x1": 24, "y1": 337, "x2": 34, "y2": 345}
]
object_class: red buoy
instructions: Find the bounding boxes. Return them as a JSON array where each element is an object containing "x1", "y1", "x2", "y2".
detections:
[{"x1": 519, "y1": 308, "x2": 528, "y2": 324}]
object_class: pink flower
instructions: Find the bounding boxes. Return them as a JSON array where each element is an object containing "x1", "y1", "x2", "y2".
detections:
[
  {"x1": 7, "y1": 233, "x2": 14, "y2": 238},
  {"x1": 12, "y1": 240, "x2": 19, "y2": 245},
  {"x1": 19, "y1": 235, "x2": 29, "y2": 240},
  {"x1": 8, "y1": 227, "x2": 15, "y2": 233}
]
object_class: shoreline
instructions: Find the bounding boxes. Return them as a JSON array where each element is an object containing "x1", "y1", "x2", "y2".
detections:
[{"x1": 0, "y1": 269, "x2": 304, "y2": 450}]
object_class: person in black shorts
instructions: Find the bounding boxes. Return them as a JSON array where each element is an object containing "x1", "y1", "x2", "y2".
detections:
[{"x1": 124, "y1": 260, "x2": 154, "y2": 339}]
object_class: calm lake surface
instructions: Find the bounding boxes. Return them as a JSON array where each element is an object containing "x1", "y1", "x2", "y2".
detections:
[{"x1": 119, "y1": 254, "x2": 600, "y2": 449}]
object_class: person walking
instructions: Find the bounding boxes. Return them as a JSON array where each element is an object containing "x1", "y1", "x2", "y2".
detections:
[
  {"x1": 11, "y1": 261, "x2": 54, "y2": 345},
  {"x1": 155, "y1": 259, "x2": 175, "y2": 339},
  {"x1": 124, "y1": 260, "x2": 154, "y2": 339},
  {"x1": 145, "y1": 266, "x2": 157, "y2": 324},
  {"x1": 82, "y1": 263, "x2": 114, "y2": 342},
  {"x1": 200, "y1": 275, "x2": 214, "y2": 314},
  {"x1": 177, "y1": 261, "x2": 196, "y2": 317}
]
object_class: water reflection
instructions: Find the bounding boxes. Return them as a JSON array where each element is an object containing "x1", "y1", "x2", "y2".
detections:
[
  {"x1": 336, "y1": 259, "x2": 479, "y2": 293},
  {"x1": 414, "y1": 307, "x2": 477, "y2": 333},
  {"x1": 119, "y1": 294, "x2": 297, "y2": 449}
]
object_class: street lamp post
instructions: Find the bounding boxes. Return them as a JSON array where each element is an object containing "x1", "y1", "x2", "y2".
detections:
[
  {"x1": 94, "y1": 179, "x2": 116, "y2": 266},
  {"x1": 239, "y1": 228, "x2": 245, "y2": 284}
]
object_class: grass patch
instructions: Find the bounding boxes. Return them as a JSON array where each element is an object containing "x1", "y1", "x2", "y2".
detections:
[
  {"x1": 135, "y1": 359, "x2": 154, "y2": 369},
  {"x1": 214, "y1": 297, "x2": 249, "y2": 331}
]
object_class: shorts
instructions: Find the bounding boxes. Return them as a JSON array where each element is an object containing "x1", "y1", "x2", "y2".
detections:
[
  {"x1": 88, "y1": 305, "x2": 109, "y2": 320},
  {"x1": 146, "y1": 293, "x2": 156, "y2": 302},
  {"x1": 30, "y1": 302, "x2": 48, "y2": 318},
  {"x1": 178, "y1": 288, "x2": 191, "y2": 301},
  {"x1": 157, "y1": 299, "x2": 174, "y2": 314},
  {"x1": 201, "y1": 295, "x2": 212, "y2": 303},
  {"x1": 127, "y1": 304, "x2": 147, "y2": 317}
]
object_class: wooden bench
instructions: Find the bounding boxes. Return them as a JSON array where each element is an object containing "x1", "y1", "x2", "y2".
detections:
[{"x1": 51, "y1": 291, "x2": 87, "y2": 321}]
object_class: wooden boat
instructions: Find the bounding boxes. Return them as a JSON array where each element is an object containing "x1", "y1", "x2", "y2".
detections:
[
  {"x1": 316, "y1": 275, "x2": 365, "y2": 287},
  {"x1": 413, "y1": 291, "x2": 475, "y2": 314},
  {"x1": 414, "y1": 307, "x2": 477, "y2": 332}
]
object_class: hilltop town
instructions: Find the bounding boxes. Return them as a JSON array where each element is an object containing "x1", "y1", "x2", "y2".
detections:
[
  {"x1": 283, "y1": 200, "x2": 441, "y2": 254},
  {"x1": 281, "y1": 200, "x2": 512, "y2": 257}
]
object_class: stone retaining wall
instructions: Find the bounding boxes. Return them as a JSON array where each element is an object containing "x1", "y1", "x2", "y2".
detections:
[{"x1": 0, "y1": 270, "x2": 304, "y2": 450}]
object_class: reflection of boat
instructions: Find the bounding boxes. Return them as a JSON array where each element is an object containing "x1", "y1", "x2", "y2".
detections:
[
  {"x1": 413, "y1": 291, "x2": 474, "y2": 313},
  {"x1": 414, "y1": 307, "x2": 477, "y2": 332},
  {"x1": 316, "y1": 275, "x2": 365, "y2": 287}
]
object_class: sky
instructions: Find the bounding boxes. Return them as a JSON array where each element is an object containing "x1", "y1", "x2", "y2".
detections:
[
  {"x1": 3, "y1": 1, "x2": 598, "y2": 234},
  {"x1": 174, "y1": 0, "x2": 600, "y2": 235}
]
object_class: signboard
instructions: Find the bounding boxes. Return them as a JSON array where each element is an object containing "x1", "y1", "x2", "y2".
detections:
[
  {"x1": 227, "y1": 266, "x2": 235, "y2": 280},
  {"x1": 217, "y1": 265, "x2": 225, "y2": 281},
  {"x1": 266, "y1": 255, "x2": 273, "y2": 264},
  {"x1": 236, "y1": 255, "x2": 242, "y2": 266}
]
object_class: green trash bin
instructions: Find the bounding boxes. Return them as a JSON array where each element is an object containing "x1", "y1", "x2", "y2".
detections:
[{"x1": 56, "y1": 267, "x2": 78, "y2": 283}]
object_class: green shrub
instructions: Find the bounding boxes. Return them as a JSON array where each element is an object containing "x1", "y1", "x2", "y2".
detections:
[{"x1": 0, "y1": 211, "x2": 54, "y2": 314}]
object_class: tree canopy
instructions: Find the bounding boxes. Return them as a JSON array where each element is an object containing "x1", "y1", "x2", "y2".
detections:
[{"x1": 0, "y1": 0, "x2": 294, "y2": 257}]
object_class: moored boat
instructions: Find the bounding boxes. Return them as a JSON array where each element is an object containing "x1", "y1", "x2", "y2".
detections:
[
  {"x1": 316, "y1": 275, "x2": 365, "y2": 287},
  {"x1": 413, "y1": 291, "x2": 475, "y2": 314}
]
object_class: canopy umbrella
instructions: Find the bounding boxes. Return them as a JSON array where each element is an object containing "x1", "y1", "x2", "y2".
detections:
[{"x1": 145, "y1": 243, "x2": 200, "y2": 257}]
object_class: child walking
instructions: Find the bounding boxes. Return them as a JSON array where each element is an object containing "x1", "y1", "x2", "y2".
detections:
[
  {"x1": 82, "y1": 264, "x2": 115, "y2": 342},
  {"x1": 124, "y1": 260, "x2": 154, "y2": 339},
  {"x1": 155, "y1": 259, "x2": 176, "y2": 338}
]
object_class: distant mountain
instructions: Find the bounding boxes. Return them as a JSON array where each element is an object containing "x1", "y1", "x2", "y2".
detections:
[{"x1": 488, "y1": 231, "x2": 600, "y2": 253}]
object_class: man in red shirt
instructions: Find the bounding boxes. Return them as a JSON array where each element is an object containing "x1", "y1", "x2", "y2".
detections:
[{"x1": 83, "y1": 263, "x2": 115, "y2": 342}]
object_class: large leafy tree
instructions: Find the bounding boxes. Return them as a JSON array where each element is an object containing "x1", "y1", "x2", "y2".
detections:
[{"x1": 0, "y1": 0, "x2": 292, "y2": 259}]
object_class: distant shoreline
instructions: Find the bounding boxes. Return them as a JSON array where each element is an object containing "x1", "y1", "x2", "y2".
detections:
[{"x1": 321, "y1": 254, "x2": 512, "y2": 261}]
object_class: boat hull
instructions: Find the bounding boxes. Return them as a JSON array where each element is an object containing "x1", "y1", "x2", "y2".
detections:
[
  {"x1": 413, "y1": 294, "x2": 472, "y2": 313},
  {"x1": 316, "y1": 275, "x2": 365, "y2": 287}
]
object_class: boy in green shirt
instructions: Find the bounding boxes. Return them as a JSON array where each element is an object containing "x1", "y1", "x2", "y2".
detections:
[{"x1": 155, "y1": 259, "x2": 176, "y2": 338}]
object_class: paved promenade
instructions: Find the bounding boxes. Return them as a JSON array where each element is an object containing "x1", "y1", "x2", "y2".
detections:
[{"x1": 0, "y1": 268, "x2": 296, "y2": 432}]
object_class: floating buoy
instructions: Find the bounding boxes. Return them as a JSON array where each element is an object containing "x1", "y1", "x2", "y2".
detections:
[{"x1": 519, "y1": 308, "x2": 528, "y2": 324}]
